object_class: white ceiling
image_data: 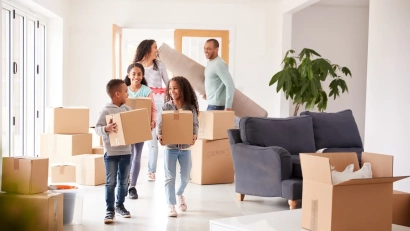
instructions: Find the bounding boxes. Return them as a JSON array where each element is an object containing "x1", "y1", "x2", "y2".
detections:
[{"x1": 316, "y1": 0, "x2": 369, "y2": 7}]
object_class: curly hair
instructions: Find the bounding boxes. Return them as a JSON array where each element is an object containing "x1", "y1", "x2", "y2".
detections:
[
  {"x1": 124, "y1": 63, "x2": 148, "y2": 86},
  {"x1": 133, "y1": 39, "x2": 159, "y2": 71},
  {"x1": 164, "y1": 76, "x2": 199, "y2": 116}
]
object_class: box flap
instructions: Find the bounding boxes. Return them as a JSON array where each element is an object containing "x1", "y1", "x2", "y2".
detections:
[
  {"x1": 361, "y1": 152, "x2": 393, "y2": 177},
  {"x1": 335, "y1": 176, "x2": 409, "y2": 186},
  {"x1": 313, "y1": 152, "x2": 360, "y2": 171},
  {"x1": 300, "y1": 154, "x2": 332, "y2": 184}
]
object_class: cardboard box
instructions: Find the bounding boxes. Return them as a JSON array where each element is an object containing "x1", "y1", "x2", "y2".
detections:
[
  {"x1": 51, "y1": 165, "x2": 76, "y2": 183},
  {"x1": 300, "y1": 152, "x2": 409, "y2": 231},
  {"x1": 105, "y1": 109, "x2": 152, "y2": 146},
  {"x1": 0, "y1": 192, "x2": 63, "y2": 231},
  {"x1": 190, "y1": 139, "x2": 234, "y2": 185},
  {"x1": 1, "y1": 157, "x2": 49, "y2": 194},
  {"x1": 392, "y1": 190, "x2": 410, "y2": 227},
  {"x1": 89, "y1": 126, "x2": 103, "y2": 146},
  {"x1": 40, "y1": 133, "x2": 92, "y2": 158},
  {"x1": 75, "y1": 154, "x2": 105, "y2": 186},
  {"x1": 162, "y1": 110, "x2": 193, "y2": 145},
  {"x1": 92, "y1": 147, "x2": 104, "y2": 154},
  {"x1": 198, "y1": 111, "x2": 235, "y2": 140},
  {"x1": 46, "y1": 107, "x2": 89, "y2": 134},
  {"x1": 126, "y1": 97, "x2": 152, "y2": 119}
]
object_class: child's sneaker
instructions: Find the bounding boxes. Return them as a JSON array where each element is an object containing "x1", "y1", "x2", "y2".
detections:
[
  {"x1": 128, "y1": 187, "x2": 138, "y2": 199},
  {"x1": 178, "y1": 195, "x2": 187, "y2": 212},
  {"x1": 147, "y1": 172, "x2": 156, "y2": 181},
  {"x1": 168, "y1": 205, "x2": 178, "y2": 217},
  {"x1": 104, "y1": 210, "x2": 115, "y2": 224},
  {"x1": 115, "y1": 204, "x2": 131, "y2": 218}
]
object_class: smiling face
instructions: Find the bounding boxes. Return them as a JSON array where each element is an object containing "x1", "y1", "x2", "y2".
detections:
[
  {"x1": 130, "y1": 66, "x2": 143, "y2": 86},
  {"x1": 204, "y1": 41, "x2": 219, "y2": 60},
  {"x1": 149, "y1": 42, "x2": 158, "y2": 61},
  {"x1": 168, "y1": 80, "x2": 181, "y2": 101}
]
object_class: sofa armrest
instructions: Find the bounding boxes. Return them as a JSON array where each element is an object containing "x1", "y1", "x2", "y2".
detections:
[
  {"x1": 230, "y1": 143, "x2": 292, "y2": 197},
  {"x1": 227, "y1": 129, "x2": 242, "y2": 144}
]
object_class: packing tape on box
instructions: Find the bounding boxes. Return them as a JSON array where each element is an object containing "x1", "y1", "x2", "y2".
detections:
[
  {"x1": 310, "y1": 199, "x2": 318, "y2": 231},
  {"x1": 59, "y1": 165, "x2": 65, "y2": 175},
  {"x1": 173, "y1": 110, "x2": 180, "y2": 120},
  {"x1": 13, "y1": 158, "x2": 20, "y2": 170}
]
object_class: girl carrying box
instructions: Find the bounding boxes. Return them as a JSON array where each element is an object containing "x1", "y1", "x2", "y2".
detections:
[
  {"x1": 157, "y1": 76, "x2": 199, "y2": 217},
  {"x1": 124, "y1": 63, "x2": 157, "y2": 199}
]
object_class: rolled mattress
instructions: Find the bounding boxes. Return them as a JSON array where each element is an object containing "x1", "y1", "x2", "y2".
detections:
[{"x1": 158, "y1": 43, "x2": 268, "y2": 118}]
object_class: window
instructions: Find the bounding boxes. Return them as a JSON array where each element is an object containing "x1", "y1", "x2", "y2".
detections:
[{"x1": 1, "y1": 3, "x2": 46, "y2": 157}]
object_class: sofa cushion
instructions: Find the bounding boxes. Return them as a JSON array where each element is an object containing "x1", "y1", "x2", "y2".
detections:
[
  {"x1": 239, "y1": 116, "x2": 316, "y2": 156},
  {"x1": 300, "y1": 110, "x2": 363, "y2": 150}
]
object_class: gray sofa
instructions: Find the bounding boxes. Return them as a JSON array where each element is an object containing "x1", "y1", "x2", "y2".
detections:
[{"x1": 227, "y1": 109, "x2": 363, "y2": 209}]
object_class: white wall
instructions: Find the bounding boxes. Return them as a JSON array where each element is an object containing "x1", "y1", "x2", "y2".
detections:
[
  {"x1": 67, "y1": 0, "x2": 286, "y2": 124},
  {"x1": 365, "y1": 0, "x2": 410, "y2": 192},
  {"x1": 291, "y1": 5, "x2": 369, "y2": 140}
]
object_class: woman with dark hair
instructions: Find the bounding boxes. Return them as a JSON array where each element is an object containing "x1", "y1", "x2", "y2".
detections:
[{"x1": 134, "y1": 39, "x2": 169, "y2": 181}]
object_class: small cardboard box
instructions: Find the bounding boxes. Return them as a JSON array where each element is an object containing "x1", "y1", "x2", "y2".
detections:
[
  {"x1": 46, "y1": 107, "x2": 89, "y2": 134},
  {"x1": 1, "y1": 157, "x2": 49, "y2": 194},
  {"x1": 190, "y1": 139, "x2": 234, "y2": 185},
  {"x1": 40, "y1": 133, "x2": 92, "y2": 158},
  {"x1": 51, "y1": 165, "x2": 76, "y2": 183},
  {"x1": 126, "y1": 97, "x2": 152, "y2": 119},
  {"x1": 75, "y1": 154, "x2": 105, "y2": 186},
  {"x1": 162, "y1": 110, "x2": 193, "y2": 145},
  {"x1": 89, "y1": 126, "x2": 103, "y2": 146},
  {"x1": 105, "y1": 109, "x2": 152, "y2": 146},
  {"x1": 0, "y1": 192, "x2": 63, "y2": 231},
  {"x1": 392, "y1": 190, "x2": 410, "y2": 227},
  {"x1": 300, "y1": 152, "x2": 409, "y2": 231},
  {"x1": 198, "y1": 111, "x2": 235, "y2": 140},
  {"x1": 92, "y1": 147, "x2": 104, "y2": 154}
]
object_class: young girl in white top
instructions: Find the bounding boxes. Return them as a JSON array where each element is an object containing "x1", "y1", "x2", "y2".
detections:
[
  {"x1": 124, "y1": 62, "x2": 157, "y2": 199},
  {"x1": 134, "y1": 39, "x2": 169, "y2": 181}
]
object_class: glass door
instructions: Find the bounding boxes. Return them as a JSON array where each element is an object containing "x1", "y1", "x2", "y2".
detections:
[
  {"x1": 35, "y1": 22, "x2": 46, "y2": 157},
  {"x1": 1, "y1": 8, "x2": 11, "y2": 157}
]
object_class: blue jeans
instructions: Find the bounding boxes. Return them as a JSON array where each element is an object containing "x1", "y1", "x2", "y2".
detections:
[
  {"x1": 164, "y1": 149, "x2": 192, "y2": 205},
  {"x1": 130, "y1": 142, "x2": 144, "y2": 186},
  {"x1": 104, "y1": 153, "x2": 131, "y2": 211},
  {"x1": 148, "y1": 96, "x2": 163, "y2": 173},
  {"x1": 207, "y1": 105, "x2": 225, "y2": 111}
]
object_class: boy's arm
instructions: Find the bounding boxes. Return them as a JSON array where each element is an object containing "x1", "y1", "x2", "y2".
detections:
[
  {"x1": 215, "y1": 62, "x2": 235, "y2": 109},
  {"x1": 95, "y1": 109, "x2": 109, "y2": 136}
]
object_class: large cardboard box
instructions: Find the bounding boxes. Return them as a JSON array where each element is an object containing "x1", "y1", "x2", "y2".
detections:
[
  {"x1": 300, "y1": 152, "x2": 409, "y2": 231},
  {"x1": 0, "y1": 192, "x2": 63, "y2": 231},
  {"x1": 1, "y1": 157, "x2": 48, "y2": 194},
  {"x1": 392, "y1": 190, "x2": 410, "y2": 227},
  {"x1": 40, "y1": 133, "x2": 92, "y2": 158},
  {"x1": 190, "y1": 139, "x2": 234, "y2": 185},
  {"x1": 75, "y1": 154, "x2": 105, "y2": 186},
  {"x1": 126, "y1": 97, "x2": 152, "y2": 119},
  {"x1": 162, "y1": 110, "x2": 193, "y2": 145},
  {"x1": 198, "y1": 111, "x2": 235, "y2": 140},
  {"x1": 46, "y1": 107, "x2": 89, "y2": 134},
  {"x1": 89, "y1": 126, "x2": 103, "y2": 146},
  {"x1": 51, "y1": 165, "x2": 76, "y2": 183},
  {"x1": 105, "y1": 109, "x2": 152, "y2": 146},
  {"x1": 92, "y1": 147, "x2": 104, "y2": 154}
]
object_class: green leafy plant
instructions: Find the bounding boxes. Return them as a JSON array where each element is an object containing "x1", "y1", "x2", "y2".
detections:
[{"x1": 269, "y1": 48, "x2": 352, "y2": 116}]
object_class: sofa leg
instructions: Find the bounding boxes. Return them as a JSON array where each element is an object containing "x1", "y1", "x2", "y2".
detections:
[
  {"x1": 236, "y1": 193, "x2": 245, "y2": 201},
  {"x1": 288, "y1": 200, "x2": 297, "y2": 210}
]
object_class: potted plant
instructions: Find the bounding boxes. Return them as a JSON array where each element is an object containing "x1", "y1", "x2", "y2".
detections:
[{"x1": 269, "y1": 48, "x2": 352, "y2": 116}]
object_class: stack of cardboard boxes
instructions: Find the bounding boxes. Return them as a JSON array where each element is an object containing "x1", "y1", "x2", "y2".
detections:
[
  {"x1": 190, "y1": 111, "x2": 236, "y2": 185},
  {"x1": 0, "y1": 157, "x2": 64, "y2": 230},
  {"x1": 40, "y1": 107, "x2": 105, "y2": 186}
]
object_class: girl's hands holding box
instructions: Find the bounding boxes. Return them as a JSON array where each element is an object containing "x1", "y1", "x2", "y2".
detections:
[
  {"x1": 157, "y1": 134, "x2": 164, "y2": 146},
  {"x1": 192, "y1": 135, "x2": 197, "y2": 145}
]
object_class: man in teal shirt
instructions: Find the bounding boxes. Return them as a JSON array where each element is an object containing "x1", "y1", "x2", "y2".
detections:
[{"x1": 203, "y1": 39, "x2": 235, "y2": 111}]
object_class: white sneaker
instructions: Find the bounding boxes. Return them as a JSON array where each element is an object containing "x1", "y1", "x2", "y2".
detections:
[
  {"x1": 178, "y1": 195, "x2": 187, "y2": 212},
  {"x1": 147, "y1": 172, "x2": 156, "y2": 181},
  {"x1": 168, "y1": 205, "x2": 178, "y2": 217}
]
